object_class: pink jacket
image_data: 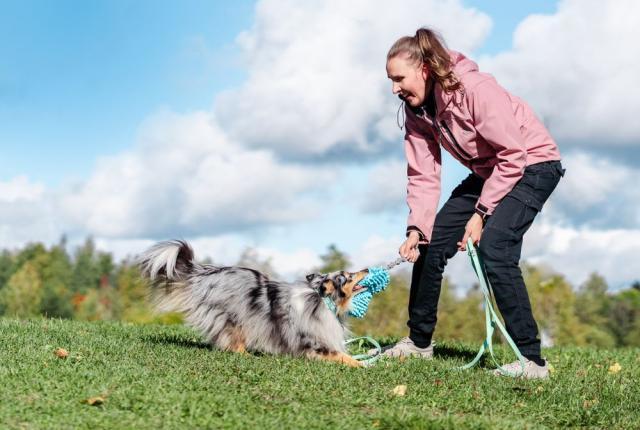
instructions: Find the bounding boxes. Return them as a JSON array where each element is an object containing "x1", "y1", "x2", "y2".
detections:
[{"x1": 405, "y1": 51, "x2": 561, "y2": 243}]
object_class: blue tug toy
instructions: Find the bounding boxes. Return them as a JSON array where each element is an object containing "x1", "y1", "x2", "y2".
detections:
[
  {"x1": 348, "y1": 267, "x2": 390, "y2": 318},
  {"x1": 323, "y1": 258, "x2": 405, "y2": 319}
]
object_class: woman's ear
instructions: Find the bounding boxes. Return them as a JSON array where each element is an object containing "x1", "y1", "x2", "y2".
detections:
[{"x1": 421, "y1": 63, "x2": 429, "y2": 81}]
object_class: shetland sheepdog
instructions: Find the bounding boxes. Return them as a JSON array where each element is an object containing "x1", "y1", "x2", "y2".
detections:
[{"x1": 139, "y1": 240, "x2": 368, "y2": 367}]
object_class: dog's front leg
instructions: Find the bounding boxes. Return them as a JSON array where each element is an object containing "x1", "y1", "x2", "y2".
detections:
[
  {"x1": 309, "y1": 351, "x2": 363, "y2": 367},
  {"x1": 219, "y1": 325, "x2": 247, "y2": 354}
]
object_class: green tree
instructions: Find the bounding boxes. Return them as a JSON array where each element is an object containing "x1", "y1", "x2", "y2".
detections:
[
  {"x1": 608, "y1": 288, "x2": 640, "y2": 346},
  {"x1": 316, "y1": 244, "x2": 350, "y2": 273},
  {"x1": 524, "y1": 264, "x2": 588, "y2": 346},
  {"x1": 0, "y1": 250, "x2": 15, "y2": 315},
  {"x1": 0, "y1": 262, "x2": 43, "y2": 317},
  {"x1": 575, "y1": 273, "x2": 615, "y2": 348},
  {"x1": 70, "y1": 237, "x2": 103, "y2": 293},
  {"x1": 112, "y1": 260, "x2": 182, "y2": 324},
  {"x1": 0, "y1": 250, "x2": 14, "y2": 288},
  {"x1": 34, "y1": 244, "x2": 74, "y2": 318},
  {"x1": 434, "y1": 280, "x2": 486, "y2": 344}
]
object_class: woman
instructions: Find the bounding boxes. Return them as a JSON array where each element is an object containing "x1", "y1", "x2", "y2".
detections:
[{"x1": 383, "y1": 28, "x2": 564, "y2": 379}]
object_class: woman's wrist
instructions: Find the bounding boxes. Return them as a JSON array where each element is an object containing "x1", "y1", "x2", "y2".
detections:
[
  {"x1": 406, "y1": 226, "x2": 425, "y2": 241},
  {"x1": 408, "y1": 230, "x2": 421, "y2": 240}
]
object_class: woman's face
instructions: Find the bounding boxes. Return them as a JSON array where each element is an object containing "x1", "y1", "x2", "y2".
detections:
[{"x1": 386, "y1": 53, "x2": 429, "y2": 107}]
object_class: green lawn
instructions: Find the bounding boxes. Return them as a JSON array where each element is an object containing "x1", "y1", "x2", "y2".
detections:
[{"x1": 1, "y1": 318, "x2": 638, "y2": 429}]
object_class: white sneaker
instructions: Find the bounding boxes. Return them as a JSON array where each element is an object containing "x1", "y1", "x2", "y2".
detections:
[
  {"x1": 494, "y1": 358, "x2": 549, "y2": 379},
  {"x1": 369, "y1": 337, "x2": 433, "y2": 359}
]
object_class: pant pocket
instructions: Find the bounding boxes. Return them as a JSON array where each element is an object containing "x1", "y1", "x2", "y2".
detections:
[
  {"x1": 508, "y1": 186, "x2": 543, "y2": 212},
  {"x1": 489, "y1": 195, "x2": 540, "y2": 234},
  {"x1": 508, "y1": 196, "x2": 540, "y2": 232}
]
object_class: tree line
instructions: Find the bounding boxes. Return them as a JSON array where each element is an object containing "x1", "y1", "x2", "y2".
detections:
[{"x1": 1, "y1": 238, "x2": 639, "y2": 348}]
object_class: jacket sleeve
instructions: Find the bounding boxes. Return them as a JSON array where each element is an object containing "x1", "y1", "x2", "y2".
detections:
[
  {"x1": 404, "y1": 112, "x2": 441, "y2": 244},
  {"x1": 469, "y1": 79, "x2": 527, "y2": 216}
]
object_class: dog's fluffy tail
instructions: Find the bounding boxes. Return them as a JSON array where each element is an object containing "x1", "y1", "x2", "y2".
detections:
[{"x1": 138, "y1": 240, "x2": 196, "y2": 313}]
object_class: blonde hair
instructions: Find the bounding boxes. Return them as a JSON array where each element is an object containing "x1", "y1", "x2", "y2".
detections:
[{"x1": 387, "y1": 28, "x2": 461, "y2": 93}]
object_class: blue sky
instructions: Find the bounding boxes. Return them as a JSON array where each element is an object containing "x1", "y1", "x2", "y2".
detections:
[
  {"x1": 1, "y1": 0, "x2": 253, "y2": 185},
  {"x1": 1, "y1": 0, "x2": 638, "y2": 289}
]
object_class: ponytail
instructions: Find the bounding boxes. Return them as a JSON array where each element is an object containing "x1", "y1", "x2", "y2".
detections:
[{"x1": 387, "y1": 28, "x2": 462, "y2": 93}]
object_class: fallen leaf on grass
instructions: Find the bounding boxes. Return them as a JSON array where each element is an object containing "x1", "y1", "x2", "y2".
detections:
[
  {"x1": 54, "y1": 348, "x2": 69, "y2": 359},
  {"x1": 583, "y1": 399, "x2": 598, "y2": 409},
  {"x1": 608, "y1": 362, "x2": 622, "y2": 374},
  {"x1": 535, "y1": 386, "x2": 544, "y2": 393},
  {"x1": 84, "y1": 396, "x2": 105, "y2": 406},
  {"x1": 392, "y1": 385, "x2": 407, "y2": 396},
  {"x1": 434, "y1": 379, "x2": 443, "y2": 387}
]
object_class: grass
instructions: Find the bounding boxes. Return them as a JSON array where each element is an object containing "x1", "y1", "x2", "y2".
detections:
[{"x1": 1, "y1": 318, "x2": 638, "y2": 429}]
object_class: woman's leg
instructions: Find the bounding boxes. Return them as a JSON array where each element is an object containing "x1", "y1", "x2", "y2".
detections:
[
  {"x1": 479, "y1": 161, "x2": 564, "y2": 359},
  {"x1": 407, "y1": 174, "x2": 483, "y2": 347}
]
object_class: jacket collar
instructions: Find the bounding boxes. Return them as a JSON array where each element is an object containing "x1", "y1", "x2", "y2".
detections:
[{"x1": 408, "y1": 80, "x2": 459, "y2": 119}]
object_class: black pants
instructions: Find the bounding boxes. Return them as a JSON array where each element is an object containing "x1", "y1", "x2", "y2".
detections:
[{"x1": 408, "y1": 160, "x2": 565, "y2": 356}]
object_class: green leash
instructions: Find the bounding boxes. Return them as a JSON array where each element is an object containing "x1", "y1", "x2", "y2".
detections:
[
  {"x1": 458, "y1": 237, "x2": 526, "y2": 376},
  {"x1": 345, "y1": 336, "x2": 381, "y2": 367},
  {"x1": 333, "y1": 237, "x2": 526, "y2": 373},
  {"x1": 322, "y1": 295, "x2": 383, "y2": 366}
]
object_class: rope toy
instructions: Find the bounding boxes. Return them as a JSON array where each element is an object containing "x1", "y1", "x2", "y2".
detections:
[
  {"x1": 348, "y1": 267, "x2": 390, "y2": 318},
  {"x1": 323, "y1": 257, "x2": 406, "y2": 319}
]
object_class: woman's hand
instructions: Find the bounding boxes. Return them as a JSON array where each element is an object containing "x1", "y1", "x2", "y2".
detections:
[
  {"x1": 458, "y1": 213, "x2": 484, "y2": 251},
  {"x1": 399, "y1": 231, "x2": 421, "y2": 263}
]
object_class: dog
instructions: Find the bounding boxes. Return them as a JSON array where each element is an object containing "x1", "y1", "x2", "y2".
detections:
[{"x1": 138, "y1": 240, "x2": 369, "y2": 367}]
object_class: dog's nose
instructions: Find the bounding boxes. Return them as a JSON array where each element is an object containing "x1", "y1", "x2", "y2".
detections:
[{"x1": 335, "y1": 274, "x2": 346, "y2": 288}]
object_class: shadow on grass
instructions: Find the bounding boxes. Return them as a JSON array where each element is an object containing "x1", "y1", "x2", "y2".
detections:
[
  {"x1": 142, "y1": 333, "x2": 212, "y2": 350},
  {"x1": 141, "y1": 333, "x2": 272, "y2": 358},
  {"x1": 370, "y1": 336, "x2": 493, "y2": 365},
  {"x1": 433, "y1": 343, "x2": 482, "y2": 362}
]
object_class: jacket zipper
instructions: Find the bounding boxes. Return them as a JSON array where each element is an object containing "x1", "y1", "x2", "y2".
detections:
[
  {"x1": 439, "y1": 120, "x2": 472, "y2": 160},
  {"x1": 420, "y1": 106, "x2": 473, "y2": 162}
]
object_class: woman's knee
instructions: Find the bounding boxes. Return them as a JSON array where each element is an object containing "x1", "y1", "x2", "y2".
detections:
[
  {"x1": 422, "y1": 246, "x2": 453, "y2": 273},
  {"x1": 478, "y1": 227, "x2": 515, "y2": 264}
]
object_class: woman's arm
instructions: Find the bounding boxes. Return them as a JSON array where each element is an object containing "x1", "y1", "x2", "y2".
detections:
[
  {"x1": 469, "y1": 78, "x2": 527, "y2": 218},
  {"x1": 404, "y1": 111, "x2": 442, "y2": 244}
]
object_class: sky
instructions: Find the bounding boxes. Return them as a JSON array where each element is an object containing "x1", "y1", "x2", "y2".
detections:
[{"x1": 1, "y1": 0, "x2": 639, "y2": 291}]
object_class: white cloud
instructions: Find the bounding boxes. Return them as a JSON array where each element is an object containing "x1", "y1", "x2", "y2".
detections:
[
  {"x1": 59, "y1": 109, "x2": 335, "y2": 238},
  {"x1": 0, "y1": 176, "x2": 44, "y2": 202},
  {"x1": 252, "y1": 246, "x2": 322, "y2": 279},
  {"x1": 550, "y1": 151, "x2": 640, "y2": 228},
  {"x1": 523, "y1": 219, "x2": 640, "y2": 289},
  {"x1": 216, "y1": 0, "x2": 491, "y2": 158},
  {"x1": 359, "y1": 159, "x2": 406, "y2": 214},
  {"x1": 0, "y1": 177, "x2": 59, "y2": 248},
  {"x1": 480, "y1": 0, "x2": 640, "y2": 145}
]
